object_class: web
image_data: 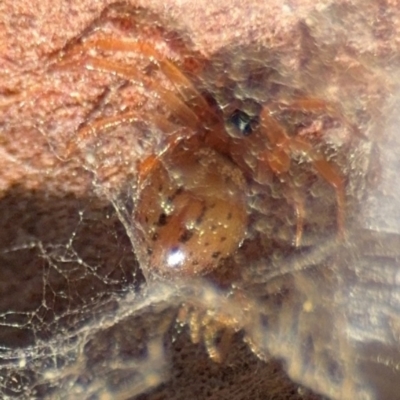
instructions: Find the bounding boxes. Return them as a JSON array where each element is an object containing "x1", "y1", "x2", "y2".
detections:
[
  {"x1": 1, "y1": 141, "x2": 399, "y2": 400},
  {"x1": 2, "y1": 1, "x2": 400, "y2": 399}
]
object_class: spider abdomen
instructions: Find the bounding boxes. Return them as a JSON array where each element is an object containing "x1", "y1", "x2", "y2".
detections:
[{"x1": 134, "y1": 138, "x2": 248, "y2": 278}]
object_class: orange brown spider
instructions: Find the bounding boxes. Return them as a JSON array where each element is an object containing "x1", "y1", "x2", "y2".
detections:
[
  {"x1": 0, "y1": 5, "x2": 371, "y2": 391},
  {"x1": 47, "y1": 4, "x2": 353, "y2": 280}
]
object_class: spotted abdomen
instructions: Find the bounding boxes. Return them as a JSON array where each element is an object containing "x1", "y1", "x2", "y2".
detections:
[{"x1": 134, "y1": 139, "x2": 248, "y2": 278}]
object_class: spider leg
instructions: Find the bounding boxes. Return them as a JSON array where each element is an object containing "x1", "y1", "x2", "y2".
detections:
[
  {"x1": 66, "y1": 37, "x2": 217, "y2": 126},
  {"x1": 287, "y1": 187, "x2": 306, "y2": 247},
  {"x1": 188, "y1": 309, "x2": 202, "y2": 345},
  {"x1": 259, "y1": 107, "x2": 345, "y2": 240},
  {"x1": 66, "y1": 107, "x2": 181, "y2": 157},
  {"x1": 259, "y1": 106, "x2": 291, "y2": 149},
  {"x1": 271, "y1": 97, "x2": 335, "y2": 114},
  {"x1": 269, "y1": 97, "x2": 366, "y2": 139},
  {"x1": 83, "y1": 38, "x2": 211, "y2": 111},
  {"x1": 59, "y1": 56, "x2": 202, "y2": 129},
  {"x1": 203, "y1": 319, "x2": 227, "y2": 363},
  {"x1": 290, "y1": 137, "x2": 345, "y2": 239},
  {"x1": 50, "y1": 11, "x2": 217, "y2": 158},
  {"x1": 57, "y1": 54, "x2": 204, "y2": 157},
  {"x1": 66, "y1": 109, "x2": 141, "y2": 156},
  {"x1": 257, "y1": 109, "x2": 292, "y2": 188},
  {"x1": 258, "y1": 109, "x2": 306, "y2": 244}
]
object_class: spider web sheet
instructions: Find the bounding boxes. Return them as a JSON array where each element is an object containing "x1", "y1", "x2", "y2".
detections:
[{"x1": 2, "y1": 1, "x2": 400, "y2": 400}]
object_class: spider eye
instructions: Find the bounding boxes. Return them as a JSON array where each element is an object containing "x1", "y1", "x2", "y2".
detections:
[
  {"x1": 227, "y1": 108, "x2": 260, "y2": 138},
  {"x1": 229, "y1": 109, "x2": 253, "y2": 136}
]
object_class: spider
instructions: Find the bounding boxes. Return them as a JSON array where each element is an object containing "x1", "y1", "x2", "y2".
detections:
[
  {"x1": 0, "y1": 5, "x2": 376, "y2": 398},
  {"x1": 53, "y1": 3, "x2": 353, "y2": 282},
  {"x1": 43, "y1": 0, "x2": 355, "y2": 366}
]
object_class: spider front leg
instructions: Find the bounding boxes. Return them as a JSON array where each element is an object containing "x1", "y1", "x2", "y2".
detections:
[
  {"x1": 58, "y1": 37, "x2": 216, "y2": 156},
  {"x1": 82, "y1": 38, "x2": 209, "y2": 111},
  {"x1": 259, "y1": 107, "x2": 345, "y2": 243}
]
